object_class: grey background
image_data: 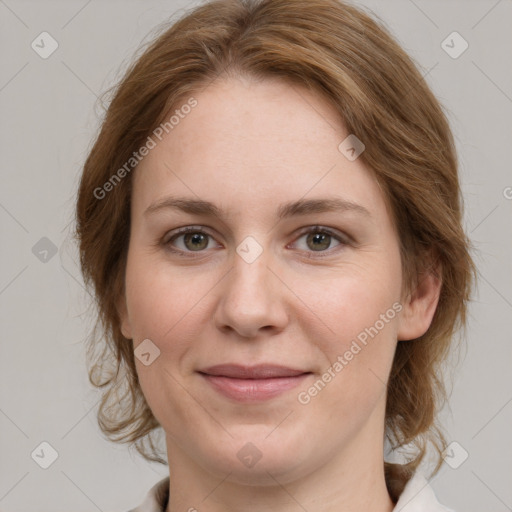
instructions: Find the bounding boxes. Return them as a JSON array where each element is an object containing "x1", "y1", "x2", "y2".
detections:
[{"x1": 0, "y1": 0, "x2": 511, "y2": 510}]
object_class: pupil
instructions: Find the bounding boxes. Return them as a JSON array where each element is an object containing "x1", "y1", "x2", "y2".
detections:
[
  {"x1": 308, "y1": 232, "x2": 330, "y2": 251},
  {"x1": 185, "y1": 233, "x2": 207, "y2": 251}
]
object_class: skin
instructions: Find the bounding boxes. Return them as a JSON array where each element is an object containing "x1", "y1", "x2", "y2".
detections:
[{"x1": 118, "y1": 75, "x2": 441, "y2": 512}]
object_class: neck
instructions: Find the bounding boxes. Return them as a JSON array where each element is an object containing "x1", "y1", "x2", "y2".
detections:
[{"x1": 164, "y1": 410, "x2": 395, "y2": 512}]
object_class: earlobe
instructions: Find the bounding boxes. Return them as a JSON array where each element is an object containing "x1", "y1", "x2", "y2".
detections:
[
  {"x1": 397, "y1": 263, "x2": 442, "y2": 341},
  {"x1": 117, "y1": 295, "x2": 133, "y2": 340}
]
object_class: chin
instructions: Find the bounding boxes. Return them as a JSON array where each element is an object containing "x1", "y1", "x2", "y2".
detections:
[
  {"x1": 209, "y1": 454, "x2": 308, "y2": 487},
  {"x1": 197, "y1": 429, "x2": 319, "y2": 486}
]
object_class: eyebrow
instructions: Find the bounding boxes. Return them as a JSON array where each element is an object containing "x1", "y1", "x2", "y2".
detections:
[{"x1": 144, "y1": 196, "x2": 371, "y2": 220}]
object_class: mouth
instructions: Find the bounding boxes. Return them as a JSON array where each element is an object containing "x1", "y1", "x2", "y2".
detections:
[{"x1": 197, "y1": 364, "x2": 312, "y2": 402}]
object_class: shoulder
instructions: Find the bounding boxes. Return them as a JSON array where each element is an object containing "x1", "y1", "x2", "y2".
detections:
[
  {"x1": 126, "y1": 476, "x2": 170, "y2": 512},
  {"x1": 393, "y1": 471, "x2": 456, "y2": 512}
]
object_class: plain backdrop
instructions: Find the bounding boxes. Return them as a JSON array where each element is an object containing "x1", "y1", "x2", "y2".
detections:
[{"x1": 0, "y1": 0, "x2": 511, "y2": 511}]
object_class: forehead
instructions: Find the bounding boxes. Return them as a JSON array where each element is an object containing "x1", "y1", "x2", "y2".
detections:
[{"x1": 132, "y1": 76, "x2": 388, "y2": 222}]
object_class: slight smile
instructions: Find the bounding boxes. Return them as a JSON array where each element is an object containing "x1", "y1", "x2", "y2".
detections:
[{"x1": 198, "y1": 364, "x2": 313, "y2": 402}]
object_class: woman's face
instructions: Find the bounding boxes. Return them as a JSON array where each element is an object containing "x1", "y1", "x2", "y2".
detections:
[{"x1": 119, "y1": 76, "x2": 436, "y2": 485}]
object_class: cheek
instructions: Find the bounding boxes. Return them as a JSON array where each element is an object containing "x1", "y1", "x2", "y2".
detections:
[
  {"x1": 125, "y1": 267, "x2": 175, "y2": 342},
  {"x1": 292, "y1": 258, "x2": 401, "y2": 407},
  {"x1": 124, "y1": 254, "x2": 212, "y2": 424},
  {"x1": 124, "y1": 251, "x2": 216, "y2": 353},
  {"x1": 293, "y1": 255, "x2": 402, "y2": 342}
]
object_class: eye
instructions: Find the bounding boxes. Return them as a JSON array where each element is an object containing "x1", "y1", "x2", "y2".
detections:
[
  {"x1": 162, "y1": 225, "x2": 350, "y2": 258},
  {"x1": 289, "y1": 226, "x2": 348, "y2": 255},
  {"x1": 163, "y1": 227, "x2": 219, "y2": 254}
]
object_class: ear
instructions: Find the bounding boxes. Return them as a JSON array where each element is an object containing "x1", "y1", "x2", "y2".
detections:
[
  {"x1": 397, "y1": 261, "x2": 442, "y2": 341},
  {"x1": 116, "y1": 294, "x2": 133, "y2": 340}
]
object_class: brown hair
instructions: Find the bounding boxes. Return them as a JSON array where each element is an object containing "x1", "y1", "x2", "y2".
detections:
[{"x1": 75, "y1": 0, "x2": 475, "y2": 499}]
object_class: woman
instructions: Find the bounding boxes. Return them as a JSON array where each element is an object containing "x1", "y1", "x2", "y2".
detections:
[{"x1": 75, "y1": 0, "x2": 475, "y2": 510}]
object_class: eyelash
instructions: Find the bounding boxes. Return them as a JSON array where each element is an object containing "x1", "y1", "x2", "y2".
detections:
[{"x1": 162, "y1": 225, "x2": 351, "y2": 259}]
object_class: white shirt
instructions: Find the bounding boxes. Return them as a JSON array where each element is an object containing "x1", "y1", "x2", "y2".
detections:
[{"x1": 128, "y1": 470, "x2": 455, "y2": 511}]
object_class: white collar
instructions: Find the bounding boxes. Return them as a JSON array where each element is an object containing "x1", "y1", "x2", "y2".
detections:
[{"x1": 393, "y1": 471, "x2": 455, "y2": 511}]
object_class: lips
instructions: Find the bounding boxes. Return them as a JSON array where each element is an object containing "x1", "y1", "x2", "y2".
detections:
[
  {"x1": 199, "y1": 364, "x2": 308, "y2": 379},
  {"x1": 197, "y1": 364, "x2": 312, "y2": 402}
]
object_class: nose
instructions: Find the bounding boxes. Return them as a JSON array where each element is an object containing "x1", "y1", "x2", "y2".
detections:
[{"x1": 213, "y1": 249, "x2": 289, "y2": 339}]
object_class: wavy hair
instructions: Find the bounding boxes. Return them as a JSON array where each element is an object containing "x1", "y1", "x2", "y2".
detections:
[{"x1": 75, "y1": 0, "x2": 475, "y2": 500}]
